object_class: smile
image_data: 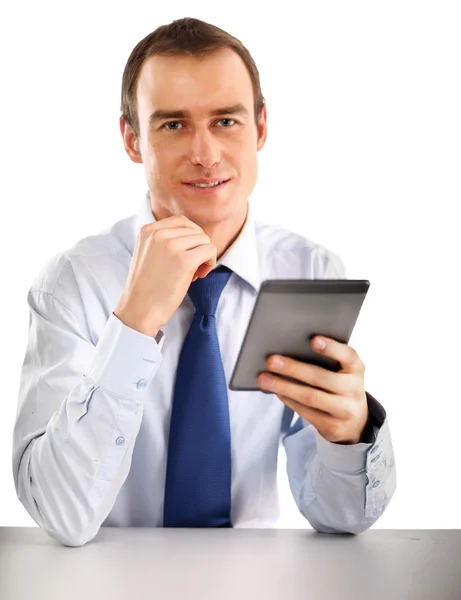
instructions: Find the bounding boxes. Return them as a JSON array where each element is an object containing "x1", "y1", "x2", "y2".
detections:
[
  {"x1": 189, "y1": 180, "x2": 224, "y2": 188},
  {"x1": 182, "y1": 179, "x2": 231, "y2": 193}
]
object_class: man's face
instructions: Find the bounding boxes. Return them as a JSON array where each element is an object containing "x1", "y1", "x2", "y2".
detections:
[{"x1": 123, "y1": 47, "x2": 267, "y2": 226}]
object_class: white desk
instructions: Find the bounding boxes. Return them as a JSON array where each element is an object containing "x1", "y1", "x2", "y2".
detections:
[{"x1": 1, "y1": 527, "x2": 460, "y2": 599}]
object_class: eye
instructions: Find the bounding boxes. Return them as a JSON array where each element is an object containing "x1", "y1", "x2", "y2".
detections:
[
  {"x1": 163, "y1": 121, "x2": 183, "y2": 131},
  {"x1": 218, "y1": 118, "x2": 236, "y2": 127},
  {"x1": 161, "y1": 118, "x2": 237, "y2": 131}
]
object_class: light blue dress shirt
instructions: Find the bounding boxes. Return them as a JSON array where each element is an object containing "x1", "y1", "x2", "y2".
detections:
[{"x1": 12, "y1": 191, "x2": 396, "y2": 547}]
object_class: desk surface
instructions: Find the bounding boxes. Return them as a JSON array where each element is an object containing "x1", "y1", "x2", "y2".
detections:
[{"x1": 1, "y1": 527, "x2": 460, "y2": 600}]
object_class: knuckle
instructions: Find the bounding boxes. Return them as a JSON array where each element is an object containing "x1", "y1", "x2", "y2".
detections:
[
  {"x1": 331, "y1": 425, "x2": 343, "y2": 441},
  {"x1": 184, "y1": 252, "x2": 198, "y2": 266},
  {"x1": 140, "y1": 223, "x2": 153, "y2": 236},
  {"x1": 345, "y1": 374, "x2": 359, "y2": 395},
  {"x1": 312, "y1": 387, "x2": 323, "y2": 407},
  {"x1": 152, "y1": 228, "x2": 166, "y2": 240},
  {"x1": 325, "y1": 420, "x2": 342, "y2": 440},
  {"x1": 167, "y1": 238, "x2": 183, "y2": 253},
  {"x1": 343, "y1": 403, "x2": 356, "y2": 420},
  {"x1": 314, "y1": 369, "x2": 329, "y2": 390},
  {"x1": 352, "y1": 349, "x2": 363, "y2": 368},
  {"x1": 354, "y1": 382, "x2": 365, "y2": 399},
  {"x1": 302, "y1": 386, "x2": 317, "y2": 406}
]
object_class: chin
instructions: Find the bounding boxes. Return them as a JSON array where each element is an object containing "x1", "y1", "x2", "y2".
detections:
[
  {"x1": 185, "y1": 206, "x2": 232, "y2": 226},
  {"x1": 181, "y1": 197, "x2": 242, "y2": 225}
]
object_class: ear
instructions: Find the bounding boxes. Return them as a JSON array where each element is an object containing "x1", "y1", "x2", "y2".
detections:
[
  {"x1": 120, "y1": 116, "x2": 143, "y2": 164},
  {"x1": 256, "y1": 102, "x2": 268, "y2": 152}
]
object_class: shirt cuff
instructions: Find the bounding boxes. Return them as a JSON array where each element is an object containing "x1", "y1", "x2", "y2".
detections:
[
  {"x1": 314, "y1": 391, "x2": 386, "y2": 473},
  {"x1": 85, "y1": 312, "x2": 164, "y2": 400}
]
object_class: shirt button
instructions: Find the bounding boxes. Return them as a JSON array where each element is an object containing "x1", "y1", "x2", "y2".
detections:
[
  {"x1": 371, "y1": 452, "x2": 382, "y2": 463},
  {"x1": 372, "y1": 480, "x2": 381, "y2": 488},
  {"x1": 370, "y1": 445, "x2": 380, "y2": 454},
  {"x1": 116, "y1": 436, "x2": 125, "y2": 446},
  {"x1": 136, "y1": 379, "x2": 147, "y2": 389}
]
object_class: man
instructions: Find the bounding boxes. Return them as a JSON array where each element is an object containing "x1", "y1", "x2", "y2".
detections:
[{"x1": 12, "y1": 17, "x2": 396, "y2": 546}]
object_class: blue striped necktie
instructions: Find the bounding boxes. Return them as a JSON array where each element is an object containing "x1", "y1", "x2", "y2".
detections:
[{"x1": 163, "y1": 265, "x2": 234, "y2": 527}]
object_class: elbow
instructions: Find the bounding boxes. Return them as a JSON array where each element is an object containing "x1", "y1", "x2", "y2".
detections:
[
  {"x1": 53, "y1": 532, "x2": 94, "y2": 548},
  {"x1": 303, "y1": 511, "x2": 374, "y2": 535},
  {"x1": 13, "y1": 439, "x2": 104, "y2": 548},
  {"x1": 310, "y1": 520, "x2": 370, "y2": 535},
  {"x1": 15, "y1": 494, "x2": 96, "y2": 547},
  {"x1": 16, "y1": 483, "x2": 99, "y2": 547},
  {"x1": 14, "y1": 479, "x2": 98, "y2": 547},
  {"x1": 41, "y1": 522, "x2": 100, "y2": 547}
]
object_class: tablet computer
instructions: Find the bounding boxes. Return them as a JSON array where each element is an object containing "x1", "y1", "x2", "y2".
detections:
[{"x1": 228, "y1": 279, "x2": 370, "y2": 392}]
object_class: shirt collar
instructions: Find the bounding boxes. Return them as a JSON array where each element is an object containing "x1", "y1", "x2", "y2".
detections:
[{"x1": 129, "y1": 191, "x2": 261, "y2": 293}]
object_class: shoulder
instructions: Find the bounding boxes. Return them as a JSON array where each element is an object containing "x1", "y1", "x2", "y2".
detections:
[
  {"x1": 254, "y1": 218, "x2": 346, "y2": 279},
  {"x1": 28, "y1": 212, "x2": 136, "y2": 304}
]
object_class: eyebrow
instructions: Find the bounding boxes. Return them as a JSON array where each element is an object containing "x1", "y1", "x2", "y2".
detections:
[{"x1": 148, "y1": 103, "x2": 249, "y2": 124}]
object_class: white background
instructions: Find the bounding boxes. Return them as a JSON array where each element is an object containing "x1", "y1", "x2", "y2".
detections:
[{"x1": 1, "y1": 0, "x2": 460, "y2": 528}]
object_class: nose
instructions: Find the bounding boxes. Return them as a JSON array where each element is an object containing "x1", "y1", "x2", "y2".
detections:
[{"x1": 188, "y1": 127, "x2": 221, "y2": 169}]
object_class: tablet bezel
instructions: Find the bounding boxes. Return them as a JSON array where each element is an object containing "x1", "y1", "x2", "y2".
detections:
[{"x1": 228, "y1": 279, "x2": 370, "y2": 392}]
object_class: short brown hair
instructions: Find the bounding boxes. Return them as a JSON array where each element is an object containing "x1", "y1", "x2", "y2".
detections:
[{"x1": 120, "y1": 17, "x2": 265, "y2": 139}]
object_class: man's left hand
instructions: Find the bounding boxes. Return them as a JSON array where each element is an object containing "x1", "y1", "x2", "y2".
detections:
[{"x1": 257, "y1": 336, "x2": 370, "y2": 445}]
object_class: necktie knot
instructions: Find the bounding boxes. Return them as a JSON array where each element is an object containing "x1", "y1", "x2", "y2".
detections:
[{"x1": 187, "y1": 266, "x2": 233, "y2": 316}]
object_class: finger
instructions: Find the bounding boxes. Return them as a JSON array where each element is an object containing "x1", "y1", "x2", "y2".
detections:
[
  {"x1": 153, "y1": 226, "x2": 206, "y2": 238},
  {"x1": 168, "y1": 233, "x2": 212, "y2": 253},
  {"x1": 142, "y1": 214, "x2": 203, "y2": 235},
  {"x1": 266, "y1": 355, "x2": 346, "y2": 395},
  {"x1": 194, "y1": 262, "x2": 215, "y2": 280},
  {"x1": 139, "y1": 226, "x2": 204, "y2": 249},
  {"x1": 187, "y1": 244, "x2": 217, "y2": 275},
  {"x1": 311, "y1": 336, "x2": 365, "y2": 375},
  {"x1": 278, "y1": 394, "x2": 335, "y2": 430},
  {"x1": 258, "y1": 373, "x2": 350, "y2": 419},
  {"x1": 192, "y1": 264, "x2": 213, "y2": 282}
]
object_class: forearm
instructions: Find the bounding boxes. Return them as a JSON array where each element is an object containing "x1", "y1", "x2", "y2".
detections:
[
  {"x1": 17, "y1": 377, "x2": 145, "y2": 546},
  {"x1": 13, "y1": 309, "x2": 164, "y2": 547},
  {"x1": 283, "y1": 399, "x2": 396, "y2": 533}
]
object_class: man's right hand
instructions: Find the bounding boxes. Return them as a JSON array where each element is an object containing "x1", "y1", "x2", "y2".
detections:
[{"x1": 113, "y1": 214, "x2": 217, "y2": 337}]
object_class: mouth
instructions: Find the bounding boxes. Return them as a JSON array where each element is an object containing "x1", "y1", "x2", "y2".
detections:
[{"x1": 182, "y1": 178, "x2": 231, "y2": 193}]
